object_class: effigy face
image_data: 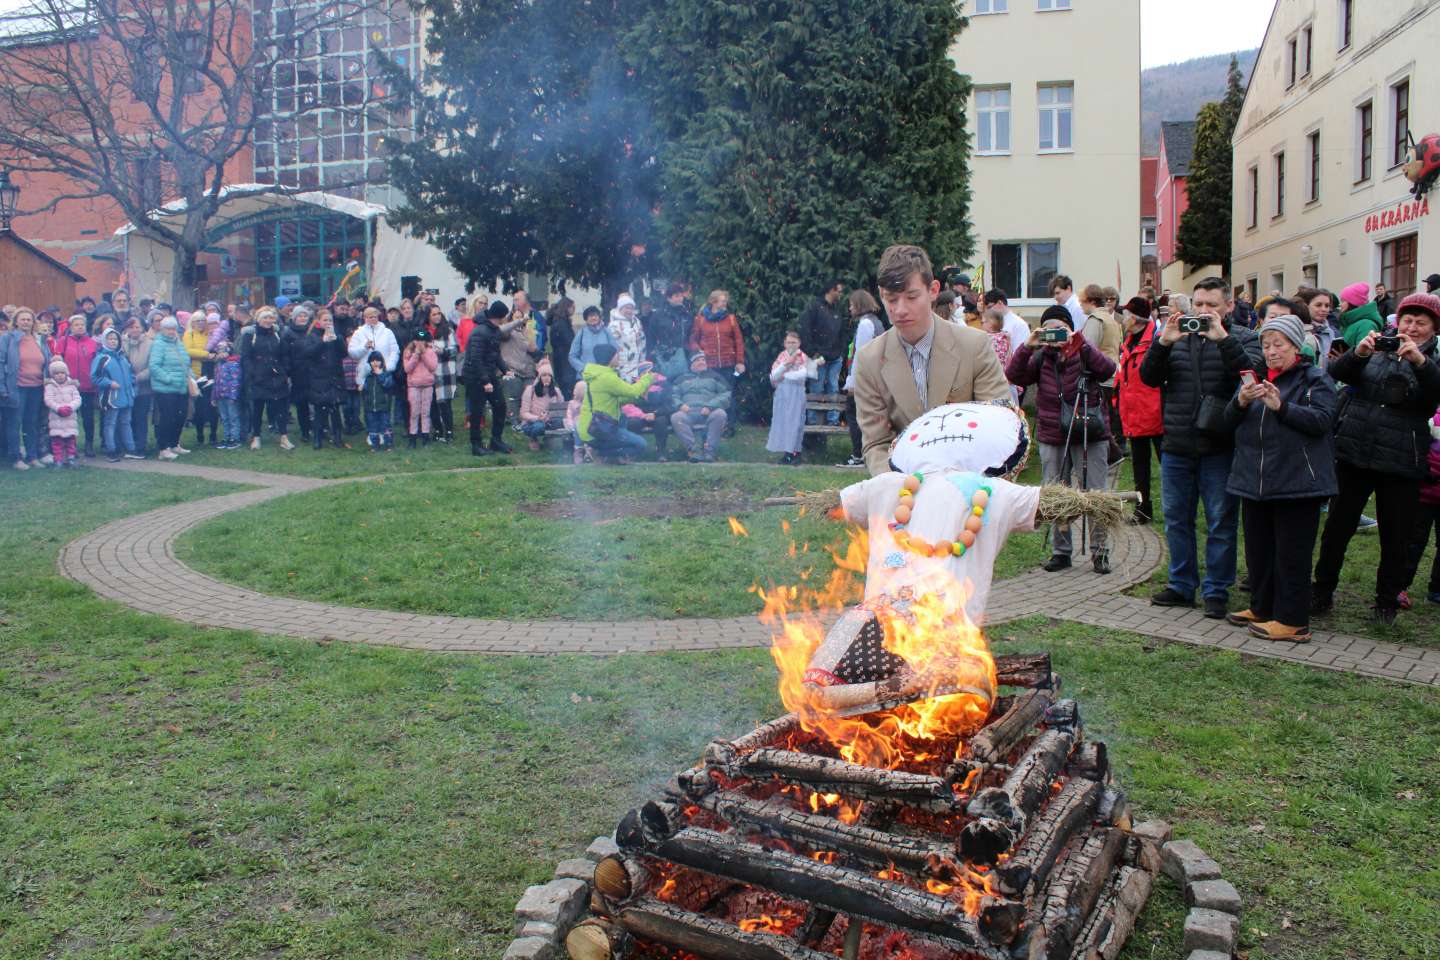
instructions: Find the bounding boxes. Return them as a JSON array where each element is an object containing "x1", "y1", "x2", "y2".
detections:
[{"x1": 888, "y1": 400, "x2": 1029, "y2": 479}]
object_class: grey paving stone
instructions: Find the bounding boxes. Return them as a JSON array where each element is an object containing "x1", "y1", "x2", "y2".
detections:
[
  {"x1": 1183, "y1": 908, "x2": 1239, "y2": 954},
  {"x1": 554, "y1": 858, "x2": 596, "y2": 882},
  {"x1": 1162, "y1": 839, "x2": 1222, "y2": 884},
  {"x1": 501, "y1": 937, "x2": 554, "y2": 960},
  {"x1": 1186, "y1": 878, "x2": 1242, "y2": 915}
]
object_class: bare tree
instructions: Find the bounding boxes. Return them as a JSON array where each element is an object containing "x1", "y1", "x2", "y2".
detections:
[{"x1": 0, "y1": 0, "x2": 399, "y2": 307}]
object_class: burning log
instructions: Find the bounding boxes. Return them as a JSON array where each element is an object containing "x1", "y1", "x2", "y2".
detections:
[
  {"x1": 994, "y1": 778, "x2": 1103, "y2": 898},
  {"x1": 704, "y1": 715, "x2": 803, "y2": 768},
  {"x1": 729, "y1": 748, "x2": 961, "y2": 810},
  {"x1": 993, "y1": 652, "x2": 1055, "y2": 690},
  {"x1": 965, "y1": 689, "x2": 1054, "y2": 764},
  {"x1": 1068, "y1": 865, "x2": 1154, "y2": 960},
  {"x1": 795, "y1": 906, "x2": 837, "y2": 947},
  {"x1": 569, "y1": 901, "x2": 834, "y2": 960},
  {"x1": 1065, "y1": 741, "x2": 1108, "y2": 782},
  {"x1": 961, "y1": 729, "x2": 1075, "y2": 864},
  {"x1": 1031, "y1": 827, "x2": 1126, "y2": 960},
  {"x1": 1095, "y1": 786, "x2": 1131, "y2": 829},
  {"x1": 1043, "y1": 699, "x2": 1081, "y2": 732},
  {"x1": 622, "y1": 826, "x2": 1013, "y2": 958}
]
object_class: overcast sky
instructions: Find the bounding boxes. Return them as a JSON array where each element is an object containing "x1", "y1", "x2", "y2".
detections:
[{"x1": 1142, "y1": 0, "x2": 1272, "y2": 68}]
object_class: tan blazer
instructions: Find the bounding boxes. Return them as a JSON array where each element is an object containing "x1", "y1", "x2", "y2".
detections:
[{"x1": 853, "y1": 317, "x2": 1013, "y2": 475}]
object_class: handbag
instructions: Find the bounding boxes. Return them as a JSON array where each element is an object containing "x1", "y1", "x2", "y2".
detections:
[
  {"x1": 1051, "y1": 353, "x2": 1105, "y2": 443},
  {"x1": 1187, "y1": 339, "x2": 1231, "y2": 435},
  {"x1": 584, "y1": 386, "x2": 619, "y2": 441}
]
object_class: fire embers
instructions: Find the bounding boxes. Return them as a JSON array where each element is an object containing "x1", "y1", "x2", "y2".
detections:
[{"x1": 567, "y1": 654, "x2": 1160, "y2": 960}]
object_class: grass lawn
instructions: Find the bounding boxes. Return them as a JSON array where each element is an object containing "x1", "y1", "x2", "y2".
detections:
[
  {"x1": 176, "y1": 465, "x2": 1050, "y2": 621},
  {"x1": 3, "y1": 467, "x2": 1440, "y2": 959}
]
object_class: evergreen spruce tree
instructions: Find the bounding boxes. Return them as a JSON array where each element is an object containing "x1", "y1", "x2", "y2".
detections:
[
  {"x1": 1176, "y1": 56, "x2": 1246, "y2": 270},
  {"x1": 627, "y1": 0, "x2": 972, "y2": 409},
  {"x1": 386, "y1": 0, "x2": 660, "y2": 299}
]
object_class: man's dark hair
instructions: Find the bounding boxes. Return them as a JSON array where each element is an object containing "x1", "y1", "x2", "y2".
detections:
[
  {"x1": 1289, "y1": 299, "x2": 1311, "y2": 325},
  {"x1": 1268, "y1": 297, "x2": 1296, "y2": 316},
  {"x1": 1050, "y1": 275, "x2": 1073, "y2": 294},
  {"x1": 876, "y1": 245, "x2": 933, "y2": 292},
  {"x1": 936, "y1": 289, "x2": 956, "y2": 307},
  {"x1": 983, "y1": 288, "x2": 1009, "y2": 307},
  {"x1": 1193, "y1": 276, "x2": 1229, "y2": 296},
  {"x1": 823, "y1": 280, "x2": 844, "y2": 295},
  {"x1": 582, "y1": 305, "x2": 602, "y2": 320},
  {"x1": 454, "y1": 297, "x2": 466, "y2": 307},
  {"x1": 666, "y1": 281, "x2": 687, "y2": 298}
]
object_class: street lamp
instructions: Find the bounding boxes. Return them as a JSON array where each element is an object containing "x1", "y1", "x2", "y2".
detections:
[{"x1": 0, "y1": 169, "x2": 18, "y2": 232}]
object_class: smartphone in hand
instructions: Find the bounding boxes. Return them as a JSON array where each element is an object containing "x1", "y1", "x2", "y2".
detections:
[{"x1": 1239, "y1": 370, "x2": 1258, "y2": 388}]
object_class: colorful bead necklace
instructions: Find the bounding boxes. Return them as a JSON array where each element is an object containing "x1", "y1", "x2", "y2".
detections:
[{"x1": 887, "y1": 473, "x2": 992, "y2": 559}]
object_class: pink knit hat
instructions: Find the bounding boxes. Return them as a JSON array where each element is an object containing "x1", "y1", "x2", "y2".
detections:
[
  {"x1": 1339, "y1": 282, "x2": 1369, "y2": 308},
  {"x1": 1396, "y1": 292, "x2": 1440, "y2": 324}
]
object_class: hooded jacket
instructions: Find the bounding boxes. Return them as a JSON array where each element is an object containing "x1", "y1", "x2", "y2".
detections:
[
  {"x1": 568, "y1": 323, "x2": 618, "y2": 372},
  {"x1": 347, "y1": 322, "x2": 399, "y2": 389},
  {"x1": 687, "y1": 307, "x2": 745, "y2": 369},
  {"x1": 240, "y1": 324, "x2": 289, "y2": 399},
  {"x1": 90, "y1": 337, "x2": 137, "y2": 410},
  {"x1": 1117, "y1": 323, "x2": 1163, "y2": 438},
  {"x1": 403, "y1": 343, "x2": 439, "y2": 388},
  {"x1": 54, "y1": 332, "x2": 98, "y2": 393},
  {"x1": 1339, "y1": 301, "x2": 1385, "y2": 349},
  {"x1": 148, "y1": 332, "x2": 192, "y2": 395},
  {"x1": 463, "y1": 319, "x2": 508, "y2": 387},
  {"x1": 44, "y1": 372, "x2": 81, "y2": 436},
  {"x1": 1224, "y1": 361, "x2": 1339, "y2": 500},
  {"x1": 577, "y1": 363, "x2": 655, "y2": 442}
]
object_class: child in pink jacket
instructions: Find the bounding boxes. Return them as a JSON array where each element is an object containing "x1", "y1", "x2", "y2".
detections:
[
  {"x1": 402, "y1": 332, "x2": 439, "y2": 446},
  {"x1": 44, "y1": 358, "x2": 82, "y2": 467}
]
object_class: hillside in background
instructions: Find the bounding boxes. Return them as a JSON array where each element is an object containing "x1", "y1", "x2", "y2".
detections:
[{"x1": 1142, "y1": 49, "x2": 1257, "y2": 154}]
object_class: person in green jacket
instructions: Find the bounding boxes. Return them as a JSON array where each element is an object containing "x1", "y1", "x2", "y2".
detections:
[
  {"x1": 1338, "y1": 282, "x2": 1386, "y2": 349},
  {"x1": 668, "y1": 350, "x2": 733, "y2": 462},
  {"x1": 578, "y1": 343, "x2": 656, "y2": 461}
]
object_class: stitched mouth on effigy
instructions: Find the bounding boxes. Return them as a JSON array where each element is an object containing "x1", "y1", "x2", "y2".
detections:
[{"x1": 918, "y1": 433, "x2": 974, "y2": 447}]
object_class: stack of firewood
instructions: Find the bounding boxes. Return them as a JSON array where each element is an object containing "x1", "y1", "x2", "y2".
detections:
[{"x1": 566, "y1": 653, "x2": 1158, "y2": 960}]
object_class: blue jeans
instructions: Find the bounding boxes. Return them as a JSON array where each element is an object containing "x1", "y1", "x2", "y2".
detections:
[
  {"x1": 596, "y1": 425, "x2": 647, "y2": 459},
  {"x1": 217, "y1": 398, "x2": 242, "y2": 442},
  {"x1": 17, "y1": 386, "x2": 44, "y2": 461},
  {"x1": 365, "y1": 408, "x2": 393, "y2": 448},
  {"x1": 130, "y1": 393, "x2": 152, "y2": 454},
  {"x1": 806, "y1": 357, "x2": 843, "y2": 425},
  {"x1": 520, "y1": 420, "x2": 548, "y2": 440},
  {"x1": 1161, "y1": 451, "x2": 1239, "y2": 600},
  {"x1": 102, "y1": 405, "x2": 137, "y2": 456}
]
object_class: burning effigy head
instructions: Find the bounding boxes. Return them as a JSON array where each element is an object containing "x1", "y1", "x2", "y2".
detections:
[{"x1": 888, "y1": 400, "x2": 1030, "y2": 479}]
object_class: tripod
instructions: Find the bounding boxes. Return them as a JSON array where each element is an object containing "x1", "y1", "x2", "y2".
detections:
[{"x1": 1054, "y1": 365, "x2": 1105, "y2": 564}]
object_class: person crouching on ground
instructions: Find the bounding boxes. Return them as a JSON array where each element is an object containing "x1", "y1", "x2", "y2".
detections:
[
  {"x1": 1222, "y1": 314, "x2": 1338, "y2": 642},
  {"x1": 1006, "y1": 305, "x2": 1118, "y2": 574},
  {"x1": 766, "y1": 331, "x2": 809, "y2": 465},
  {"x1": 518, "y1": 358, "x2": 561, "y2": 451},
  {"x1": 361, "y1": 351, "x2": 395, "y2": 451},
  {"x1": 402, "y1": 330, "x2": 438, "y2": 447},
  {"x1": 1313, "y1": 293, "x2": 1440, "y2": 624},
  {"x1": 578, "y1": 343, "x2": 655, "y2": 464},
  {"x1": 44, "y1": 358, "x2": 82, "y2": 467},
  {"x1": 669, "y1": 350, "x2": 732, "y2": 463}
]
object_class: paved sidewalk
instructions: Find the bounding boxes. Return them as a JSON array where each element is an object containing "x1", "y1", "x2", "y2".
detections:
[{"x1": 58, "y1": 458, "x2": 1440, "y2": 686}]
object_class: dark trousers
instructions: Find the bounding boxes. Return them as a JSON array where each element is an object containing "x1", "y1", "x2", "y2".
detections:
[
  {"x1": 1130, "y1": 435, "x2": 1162, "y2": 519},
  {"x1": 1314, "y1": 460, "x2": 1422, "y2": 608},
  {"x1": 292, "y1": 394, "x2": 312, "y2": 439},
  {"x1": 155, "y1": 393, "x2": 188, "y2": 450},
  {"x1": 468, "y1": 382, "x2": 507, "y2": 448},
  {"x1": 846, "y1": 393, "x2": 862, "y2": 458},
  {"x1": 1402, "y1": 501, "x2": 1440, "y2": 596},
  {"x1": 80, "y1": 391, "x2": 97, "y2": 451},
  {"x1": 251, "y1": 397, "x2": 289, "y2": 438},
  {"x1": 430, "y1": 394, "x2": 454, "y2": 439},
  {"x1": 191, "y1": 390, "x2": 216, "y2": 443},
  {"x1": 311, "y1": 403, "x2": 342, "y2": 447},
  {"x1": 1243, "y1": 497, "x2": 1324, "y2": 626},
  {"x1": 341, "y1": 391, "x2": 361, "y2": 433},
  {"x1": 130, "y1": 393, "x2": 152, "y2": 453}
]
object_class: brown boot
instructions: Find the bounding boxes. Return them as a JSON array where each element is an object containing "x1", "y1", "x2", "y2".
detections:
[
  {"x1": 1225, "y1": 608, "x2": 1261, "y2": 626},
  {"x1": 1247, "y1": 621, "x2": 1313, "y2": 642}
]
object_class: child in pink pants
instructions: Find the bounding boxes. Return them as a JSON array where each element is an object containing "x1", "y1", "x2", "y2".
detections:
[{"x1": 402, "y1": 333, "x2": 439, "y2": 447}]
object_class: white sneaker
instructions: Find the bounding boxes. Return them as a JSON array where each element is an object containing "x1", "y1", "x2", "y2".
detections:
[
  {"x1": 250, "y1": 437, "x2": 261, "y2": 450},
  {"x1": 173, "y1": 444, "x2": 191, "y2": 454},
  {"x1": 123, "y1": 453, "x2": 145, "y2": 460},
  {"x1": 40, "y1": 454, "x2": 55, "y2": 466},
  {"x1": 158, "y1": 449, "x2": 179, "y2": 461},
  {"x1": 12, "y1": 460, "x2": 28, "y2": 471},
  {"x1": 279, "y1": 437, "x2": 295, "y2": 451}
]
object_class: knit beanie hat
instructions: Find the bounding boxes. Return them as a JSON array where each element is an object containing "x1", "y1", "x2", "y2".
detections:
[
  {"x1": 1123, "y1": 296, "x2": 1151, "y2": 319},
  {"x1": 49, "y1": 358, "x2": 69, "y2": 376},
  {"x1": 147, "y1": 308, "x2": 165, "y2": 326},
  {"x1": 1259, "y1": 314, "x2": 1307, "y2": 352},
  {"x1": 690, "y1": 350, "x2": 708, "y2": 369},
  {"x1": 536, "y1": 356, "x2": 553, "y2": 378},
  {"x1": 1040, "y1": 304, "x2": 1073, "y2": 330},
  {"x1": 1396, "y1": 292, "x2": 1440, "y2": 325},
  {"x1": 486, "y1": 301, "x2": 509, "y2": 320},
  {"x1": 593, "y1": 343, "x2": 618, "y2": 365},
  {"x1": 616, "y1": 293, "x2": 636, "y2": 311},
  {"x1": 1339, "y1": 282, "x2": 1369, "y2": 309}
]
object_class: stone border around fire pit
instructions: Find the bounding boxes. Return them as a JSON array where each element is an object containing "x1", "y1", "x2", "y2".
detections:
[{"x1": 502, "y1": 826, "x2": 1245, "y2": 960}]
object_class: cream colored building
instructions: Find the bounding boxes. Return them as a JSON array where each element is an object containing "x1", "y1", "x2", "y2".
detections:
[
  {"x1": 950, "y1": 0, "x2": 1141, "y2": 314},
  {"x1": 1232, "y1": 0, "x2": 1439, "y2": 300}
]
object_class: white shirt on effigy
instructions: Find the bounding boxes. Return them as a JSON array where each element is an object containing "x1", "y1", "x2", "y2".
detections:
[{"x1": 840, "y1": 472, "x2": 1039, "y2": 626}]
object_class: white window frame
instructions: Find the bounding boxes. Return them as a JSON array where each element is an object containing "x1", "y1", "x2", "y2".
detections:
[
  {"x1": 1270, "y1": 270, "x2": 1286, "y2": 294},
  {"x1": 1389, "y1": 77, "x2": 1410, "y2": 171},
  {"x1": 1338, "y1": 0, "x2": 1353, "y2": 51},
  {"x1": 1355, "y1": 97, "x2": 1374, "y2": 184},
  {"x1": 1305, "y1": 127, "x2": 1322, "y2": 204},
  {"x1": 1285, "y1": 37, "x2": 1297, "y2": 88},
  {"x1": 1142, "y1": 224, "x2": 1157, "y2": 245},
  {"x1": 1037, "y1": 0, "x2": 1071, "y2": 9},
  {"x1": 1246, "y1": 163, "x2": 1259, "y2": 229},
  {"x1": 990, "y1": 239, "x2": 1061, "y2": 301},
  {"x1": 1037, "y1": 82, "x2": 1073, "y2": 153},
  {"x1": 1273, "y1": 149, "x2": 1286, "y2": 219},
  {"x1": 973, "y1": 0, "x2": 1008, "y2": 13},
  {"x1": 974, "y1": 86, "x2": 1011, "y2": 155},
  {"x1": 1300, "y1": 25, "x2": 1313, "y2": 77}
]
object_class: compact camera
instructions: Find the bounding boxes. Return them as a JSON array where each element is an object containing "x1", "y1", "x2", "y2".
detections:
[
  {"x1": 1037, "y1": 327, "x2": 1069, "y2": 345},
  {"x1": 1178, "y1": 314, "x2": 1210, "y2": 335},
  {"x1": 1374, "y1": 335, "x2": 1402, "y2": 352}
]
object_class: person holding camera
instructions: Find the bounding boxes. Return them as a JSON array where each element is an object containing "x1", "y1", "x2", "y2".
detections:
[
  {"x1": 1313, "y1": 293, "x2": 1440, "y2": 624},
  {"x1": 1006, "y1": 305, "x2": 1117, "y2": 573},
  {"x1": 1222, "y1": 315, "x2": 1337, "y2": 642},
  {"x1": 1140, "y1": 277, "x2": 1264, "y2": 618}
]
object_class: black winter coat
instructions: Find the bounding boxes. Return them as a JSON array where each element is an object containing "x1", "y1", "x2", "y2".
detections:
[
  {"x1": 301, "y1": 332, "x2": 345, "y2": 405},
  {"x1": 800, "y1": 297, "x2": 844, "y2": 360},
  {"x1": 241, "y1": 325, "x2": 289, "y2": 400},
  {"x1": 463, "y1": 320, "x2": 507, "y2": 387},
  {"x1": 282, "y1": 323, "x2": 312, "y2": 395},
  {"x1": 1223, "y1": 362, "x2": 1338, "y2": 501},
  {"x1": 1329, "y1": 338, "x2": 1440, "y2": 479},
  {"x1": 1139, "y1": 323, "x2": 1264, "y2": 457},
  {"x1": 644, "y1": 302, "x2": 690, "y2": 357}
]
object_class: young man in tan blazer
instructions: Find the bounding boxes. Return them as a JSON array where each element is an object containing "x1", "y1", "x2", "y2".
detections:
[{"x1": 854, "y1": 245, "x2": 1013, "y2": 475}]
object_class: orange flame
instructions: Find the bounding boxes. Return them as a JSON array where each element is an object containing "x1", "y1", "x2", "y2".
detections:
[
  {"x1": 727, "y1": 516, "x2": 749, "y2": 538},
  {"x1": 738, "y1": 914, "x2": 787, "y2": 934},
  {"x1": 759, "y1": 524, "x2": 996, "y2": 770}
]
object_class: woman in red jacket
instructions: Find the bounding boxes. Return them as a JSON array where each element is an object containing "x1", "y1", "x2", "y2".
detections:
[
  {"x1": 1116, "y1": 297, "x2": 1164, "y2": 524},
  {"x1": 687, "y1": 289, "x2": 746, "y2": 431},
  {"x1": 54, "y1": 316, "x2": 100, "y2": 457}
]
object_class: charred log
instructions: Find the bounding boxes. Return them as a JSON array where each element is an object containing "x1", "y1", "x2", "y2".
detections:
[
  {"x1": 704, "y1": 715, "x2": 803, "y2": 768},
  {"x1": 1068, "y1": 866, "x2": 1154, "y2": 960},
  {"x1": 995, "y1": 778, "x2": 1102, "y2": 897},
  {"x1": 1034, "y1": 828, "x2": 1126, "y2": 960},
  {"x1": 1065, "y1": 741, "x2": 1109, "y2": 782},
  {"x1": 966, "y1": 690, "x2": 1054, "y2": 764},
  {"x1": 961, "y1": 729, "x2": 1075, "y2": 864},
  {"x1": 732, "y1": 748, "x2": 961, "y2": 809},
  {"x1": 1095, "y1": 786, "x2": 1131, "y2": 829},
  {"x1": 631, "y1": 827, "x2": 1012, "y2": 957},
  {"x1": 1043, "y1": 699, "x2": 1081, "y2": 732},
  {"x1": 614, "y1": 899, "x2": 832, "y2": 960},
  {"x1": 795, "y1": 906, "x2": 837, "y2": 947},
  {"x1": 994, "y1": 653, "x2": 1055, "y2": 690}
]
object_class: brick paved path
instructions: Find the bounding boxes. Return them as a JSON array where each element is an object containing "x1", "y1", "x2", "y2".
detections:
[{"x1": 58, "y1": 459, "x2": 1440, "y2": 686}]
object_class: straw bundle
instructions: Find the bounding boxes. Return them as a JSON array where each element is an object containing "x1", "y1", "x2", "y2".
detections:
[{"x1": 1036, "y1": 484, "x2": 1129, "y2": 530}]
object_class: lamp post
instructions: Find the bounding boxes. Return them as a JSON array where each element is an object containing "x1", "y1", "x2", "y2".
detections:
[{"x1": 0, "y1": 168, "x2": 19, "y2": 232}]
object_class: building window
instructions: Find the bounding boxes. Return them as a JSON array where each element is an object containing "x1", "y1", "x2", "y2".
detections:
[
  {"x1": 1246, "y1": 164, "x2": 1259, "y2": 229},
  {"x1": 1286, "y1": 38, "x2": 1297, "y2": 88},
  {"x1": 1391, "y1": 79, "x2": 1410, "y2": 169},
  {"x1": 1037, "y1": 0, "x2": 1071, "y2": 8},
  {"x1": 975, "y1": 87, "x2": 1011, "y2": 154},
  {"x1": 1357, "y1": 100, "x2": 1373, "y2": 183},
  {"x1": 1037, "y1": 83, "x2": 1073, "y2": 152},
  {"x1": 1307, "y1": 130, "x2": 1321, "y2": 202},
  {"x1": 1270, "y1": 271, "x2": 1285, "y2": 294},
  {"x1": 1379, "y1": 234, "x2": 1418, "y2": 297},
  {"x1": 974, "y1": 0, "x2": 1008, "y2": 11},
  {"x1": 991, "y1": 240, "x2": 1059, "y2": 300},
  {"x1": 1142, "y1": 224, "x2": 1157, "y2": 245},
  {"x1": 1339, "y1": 0, "x2": 1353, "y2": 50},
  {"x1": 1301, "y1": 25, "x2": 1312, "y2": 76},
  {"x1": 1274, "y1": 151, "x2": 1286, "y2": 218}
]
